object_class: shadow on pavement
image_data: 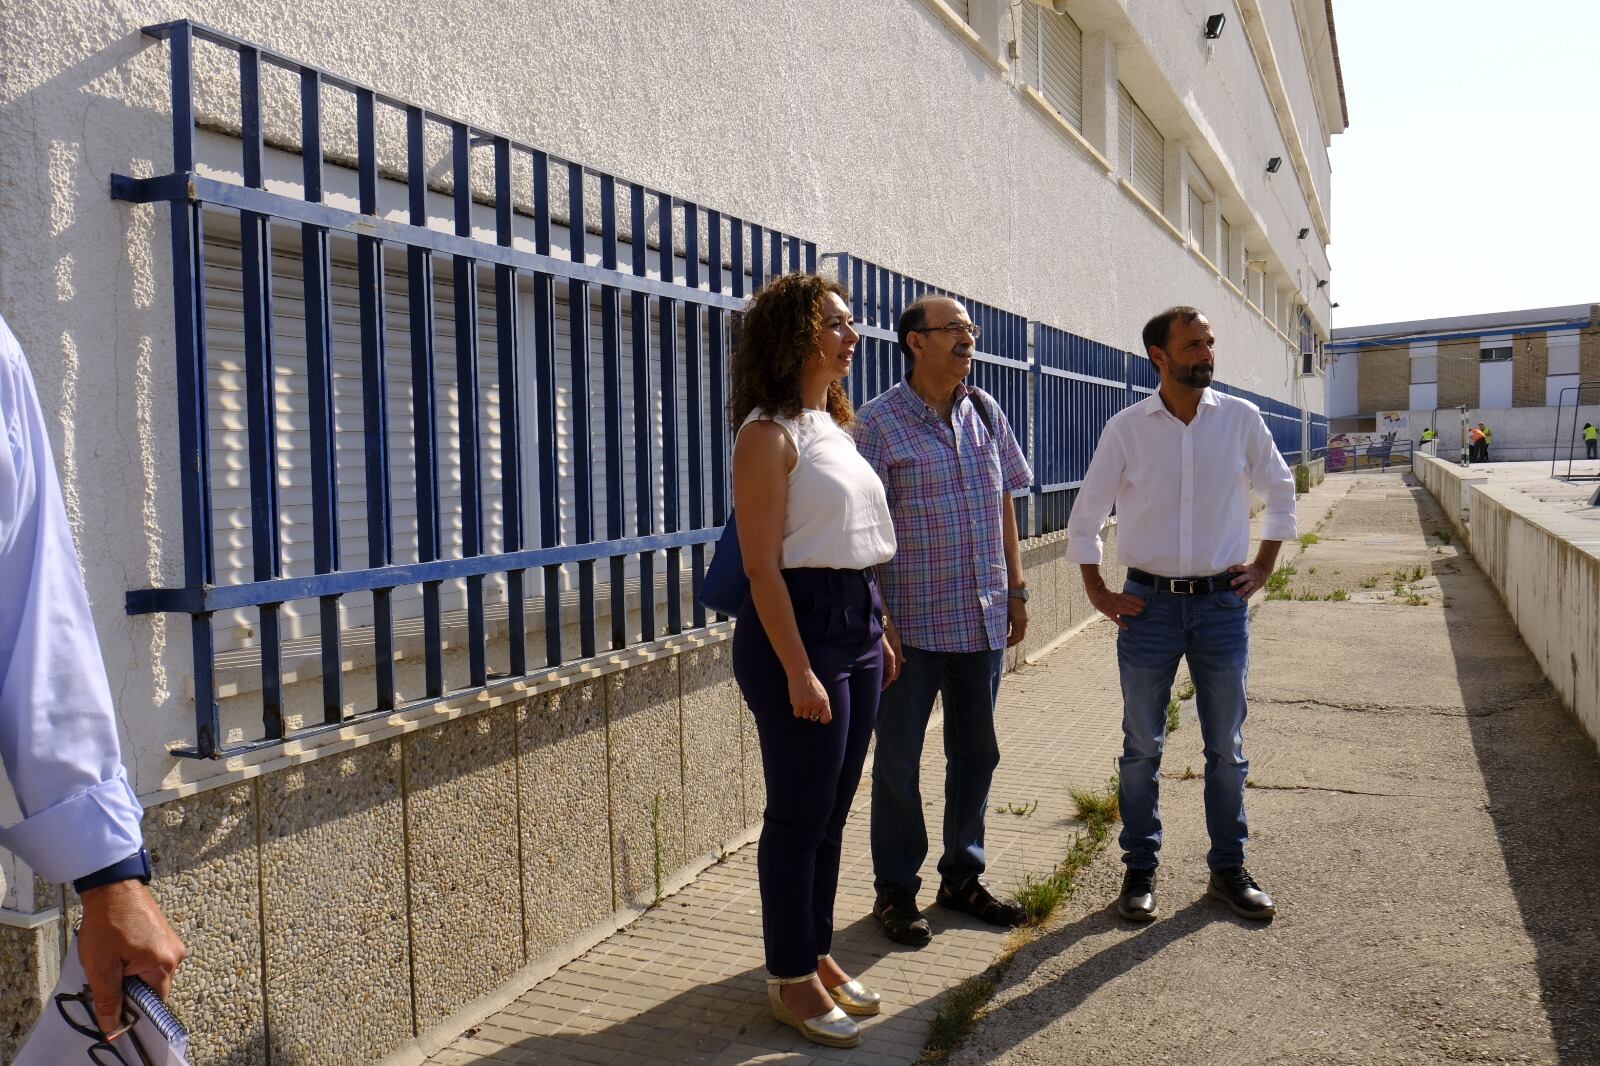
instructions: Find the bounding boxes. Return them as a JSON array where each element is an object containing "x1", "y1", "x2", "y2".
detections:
[
  {"x1": 1404, "y1": 474, "x2": 1600, "y2": 1063},
  {"x1": 941, "y1": 897, "x2": 1241, "y2": 1059}
]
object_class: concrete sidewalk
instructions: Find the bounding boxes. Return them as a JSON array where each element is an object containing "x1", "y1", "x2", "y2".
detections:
[
  {"x1": 417, "y1": 555, "x2": 1138, "y2": 1063},
  {"x1": 954, "y1": 470, "x2": 1600, "y2": 1065}
]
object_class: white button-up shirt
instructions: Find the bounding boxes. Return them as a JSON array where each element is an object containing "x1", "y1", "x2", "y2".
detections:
[
  {"x1": 0, "y1": 314, "x2": 144, "y2": 884},
  {"x1": 1066, "y1": 387, "x2": 1297, "y2": 577}
]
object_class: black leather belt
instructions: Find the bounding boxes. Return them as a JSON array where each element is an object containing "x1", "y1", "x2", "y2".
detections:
[{"x1": 1127, "y1": 568, "x2": 1237, "y2": 594}]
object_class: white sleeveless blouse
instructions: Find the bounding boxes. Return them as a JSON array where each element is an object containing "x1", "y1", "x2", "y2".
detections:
[{"x1": 739, "y1": 408, "x2": 896, "y2": 570}]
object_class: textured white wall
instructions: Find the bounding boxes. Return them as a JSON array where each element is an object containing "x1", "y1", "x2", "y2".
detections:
[{"x1": 0, "y1": 0, "x2": 1339, "y2": 795}]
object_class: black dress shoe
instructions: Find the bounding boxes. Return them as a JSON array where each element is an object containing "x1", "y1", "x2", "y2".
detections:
[
  {"x1": 874, "y1": 893, "x2": 933, "y2": 946},
  {"x1": 1206, "y1": 866, "x2": 1275, "y2": 920},
  {"x1": 936, "y1": 879, "x2": 1027, "y2": 927},
  {"x1": 1115, "y1": 867, "x2": 1157, "y2": 922}
]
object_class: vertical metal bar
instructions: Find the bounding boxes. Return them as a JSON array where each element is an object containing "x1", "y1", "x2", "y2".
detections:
[
  {"x1": 658, "y1": 192, "x2": 681, "y2": 635},
  {"x1": 451, "y1": 122, "x2": 487, "y2": 687},
  {"x1": 630, "y1": 184, "x2": 656, "y2": 643},
  {"x1": 167, "y1": 24, "x2": 221, "y2": 754},
  {"x1": 845, "y1": 255, "x2": 865, "y2": 408},
  {"x1": 568, "y1": 162, "x2": 596, "y2": 658},
  {"x1": 804, "y1": 242, "x2": 817, "y2": 274},
  {"x1": 407, "y1": 105, "x2": 445, "y2": 697},
  {"x1": 683, "y1": 204, "x2": 705, "y2": 629},
  {"x1": 710, "y1": 214, "x2": 730, "y2": 530},
  {"x1": 301, "y1": 68, "x2": 344, "y2": 724},
  {"x1": 532, "y1": 152, "x2": 563, "y2": 667},
  {"x1": 600, "y1": 175, "x2": 627, "y2": 651},
  {"x1": 239, "y1": 47, "x2": 284, "y2": 739},
  {"x1": 494, "y1": 137, "x2": 526, "y2": 679},
  {"x1": 749, "y1": 222, "x2": 764, "y2": 292},
  {"x1": 1029, "y1": 322, "x2": 1043, "y2": 538},
  {"x1": 356, "y1": 88, "x2": 396, "y2": 711}
]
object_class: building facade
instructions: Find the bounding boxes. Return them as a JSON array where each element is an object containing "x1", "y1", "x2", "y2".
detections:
[
  {"x1": 0, "y1": 2, "x2": 1345, "y2": 1061},
  {"x1": 1328, "y1": 304, "x2": 1600, "y2": 460}
]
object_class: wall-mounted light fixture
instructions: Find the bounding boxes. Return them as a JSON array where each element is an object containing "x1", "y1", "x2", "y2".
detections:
[
  {"x1": 1265, "y1": 157, "x2": 1282, "y2": 174},
  {"x1": 1297, "y1": 227, "x2": 1310, "y2": 239},
  {"x1": 1316, "y1": 279, "x2": 1328, "y2": 288},
  {"x1": 1331, "y1": 302, "x2": 1340, "y2": 309},
  {"x1": 1204, "y1": 13, "x2": 1227, "y2": 39}
]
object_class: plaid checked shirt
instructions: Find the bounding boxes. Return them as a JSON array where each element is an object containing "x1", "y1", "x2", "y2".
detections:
[{"x1": 854, "y1": 382, "x2": 1032, "y2": 653}]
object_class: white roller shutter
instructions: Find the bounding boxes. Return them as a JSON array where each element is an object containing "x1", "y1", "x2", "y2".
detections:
[
  {"x1": 1022, "y1": 7, "x2": 1084, "y2": 129},
  {"x1": 1186, "y1": 187, "x2": 1206, "y2": 256},
  {"x1": 1219, "y1": 219, "x2": 1233, "y2": 280},
  {"x1": 203, "y1": 219, "x2": 505, "y2": 654},
  {"x1": 1119, "y1": 85, "x2": 1164, "y2": 208}
]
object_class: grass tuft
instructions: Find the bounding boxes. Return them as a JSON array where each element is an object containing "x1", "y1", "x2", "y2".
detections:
[
  {"x1": 1329, "y1": 588, "x2": 1348, "y2": 602},
  {"x1": 1359, "y1": 575, "x2": 1379, "y2": 589},
  {"x1": 1166, "y1": 700, "x2": 1181, "y2": 734},
  {"x1": 1265, "y1": 565, "x2": 1296, "y2": 595},
  {"x1": 924, "y1": 777, "x2": 1121, "y2": 1062},
  {"x1": 924, "y1": 974, "x2": 998, "y2": 1059},
  {"x1": 1297, "y1": 532, "x2": 1321, "y2": 548}
]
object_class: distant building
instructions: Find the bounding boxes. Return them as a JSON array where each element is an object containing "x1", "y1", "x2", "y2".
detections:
[{"x1": 1327, "y1": 305, "x2": 1600, "y2": 459}]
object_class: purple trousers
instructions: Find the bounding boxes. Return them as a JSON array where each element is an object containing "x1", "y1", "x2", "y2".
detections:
[{"x1": 732, "y1": 567, "x2": 884, "y2": 977}]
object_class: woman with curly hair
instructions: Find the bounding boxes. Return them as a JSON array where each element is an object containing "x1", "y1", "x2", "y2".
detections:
[{"x1": 729, "y1": 272, "x2": 899, "y2": 1048}]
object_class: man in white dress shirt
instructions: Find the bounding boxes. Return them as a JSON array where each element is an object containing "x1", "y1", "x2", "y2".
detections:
[
  {"x1": 1066, "y1": 307, "x2": 1296, "y2": 923},
  {"x1": 0, "y1": 313, "x2": 185, "y2": 1035}
]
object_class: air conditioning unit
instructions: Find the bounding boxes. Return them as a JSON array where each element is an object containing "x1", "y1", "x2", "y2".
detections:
[{"x1": 1298, "y1": 351, "x2": 1316, "y2": 377}]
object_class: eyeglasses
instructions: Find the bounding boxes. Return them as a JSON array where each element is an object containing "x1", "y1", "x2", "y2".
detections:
[
  {"x1": 54, "y1": 987, "x2": 153, "y2": 1066},
  {"x1": 910, "y1": 321, "x2": 982, "y2": 342}
]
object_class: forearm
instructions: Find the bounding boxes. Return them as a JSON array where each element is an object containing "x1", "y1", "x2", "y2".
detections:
[
  {"x1": 1002, "y1": 495, "x2": 1024, "y2": 586},
  {"x1": 747, "y1": 568, "x2": 814, "y2": 680},
  {"x1": 1252, "y1": 540, "x2": 1283, "y2": 572},
  {"x1": 1080, "y1": 563, "x2": 1107, "y2": 593}
]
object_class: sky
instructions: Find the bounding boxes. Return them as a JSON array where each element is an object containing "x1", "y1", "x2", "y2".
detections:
[{"x1": 1327, "y1": 0, "x2": 1600, "y2": 329}]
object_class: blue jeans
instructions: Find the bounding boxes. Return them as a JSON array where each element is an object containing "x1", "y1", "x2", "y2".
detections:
[
  {"x1": 1116, "y1": 580, "x2": 1251, "y2": 871},
  {"x1": 871, "y1": 645, "x2": 1006, "y2": 899}
]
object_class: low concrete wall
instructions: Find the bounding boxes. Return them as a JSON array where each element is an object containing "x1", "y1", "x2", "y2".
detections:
[
  {"x1": 0, "y1": 524, "x2": 1117, "y2": 1064},
  {"x1": 1395, "y1": 405, "x2": 1600, "y2": 464},
  {"x1": 1416, "y1": 456, "x2": 1600, "y2": 754}
]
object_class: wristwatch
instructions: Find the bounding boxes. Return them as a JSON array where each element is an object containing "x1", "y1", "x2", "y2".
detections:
[
  {"x1": 73, "y1": 848, "x2": 153, "y2": 893},
  {"x1": 1007, "y1": 585, "x2": 1029, "y2": 602}
]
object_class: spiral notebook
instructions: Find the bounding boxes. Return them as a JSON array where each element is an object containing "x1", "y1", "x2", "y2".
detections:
[{"x1": 14, "y1": 931, "x2": 190, "y2": 1065}]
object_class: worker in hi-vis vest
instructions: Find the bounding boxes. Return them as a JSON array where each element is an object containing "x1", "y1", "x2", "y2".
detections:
[{"x1": 1584, "y1": 421, "x2": 1597, "y2": 460}]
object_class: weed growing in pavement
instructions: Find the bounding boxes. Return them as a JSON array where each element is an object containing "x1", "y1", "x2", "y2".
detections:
[
  {"x1": 1166, "y1": 700, "x2": 1181, "y2": 734},
  {"x1": 1410, "y1": 563, "x2": 1426, "y2": 581},
  {"x1": 995, "y1": 799, "x2": 1039, "y2": 817},
  {"x1": 1393, "y1": 582, "x2": 1406, "y2": 597},
  {"x1": 1330, "y1": 588, "x2": 1348, "y2": 601},
  {"x1": 927, "y1": 778, "x2": 1121, "y2": 1061},
  {"x1": 1069, "y1": 777, "x2": 1120, "y2": 826},
  {"x1": 1297, "y1": 533, "x2": 1320, "y2": 548},
  {"x1": 1265, "y1": 564, "x2": 1296, "y2": 595},
  {"x1": 1246, "y1": 777, "x2": 1258, "y2": 789},
  {"x1": 1405, "y1": 594, "x2": 1427, "y2": 606},
  {"x1": 1180, "y1": 765, "x2": 1198, "y2": 780},
  {"x1": 1436, "y1": 529, "x2": 1453, "y2": 545},
  {"x1": 1174, "y1": 681, "x2": 1196, "y2": 702},
  {"x1": 924, "y1": 974, "x2": 998, "y2": 1060},
  {"x1": 1360, "y1": 575, "x2": 1380, "y2": 588}
]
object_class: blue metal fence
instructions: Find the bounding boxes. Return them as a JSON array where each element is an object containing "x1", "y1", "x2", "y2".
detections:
[{"x1": 116, "y1": 21, "x2": 1323, "y2": 759}]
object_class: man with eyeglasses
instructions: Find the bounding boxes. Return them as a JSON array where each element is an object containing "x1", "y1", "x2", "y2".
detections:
[
  {"x1": 853, "y1": 294, "x2": 1032, "y2": 946},
  {"x1": 0, "y1": 313, "x2": 186, "y2": 1039},
  {"x1": 1066, "y1": 306, "x2": 1295, "y2": 923}
]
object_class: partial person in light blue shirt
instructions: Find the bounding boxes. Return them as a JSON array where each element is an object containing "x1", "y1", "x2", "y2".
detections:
[{"x1": 0, "y1": 313, "x2": 185, "y2": 1035}]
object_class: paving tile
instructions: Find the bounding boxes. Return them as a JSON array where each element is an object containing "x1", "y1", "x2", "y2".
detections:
[{"x1": 426, "y1": 613, "x2": 1131, "y2": 1065}]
